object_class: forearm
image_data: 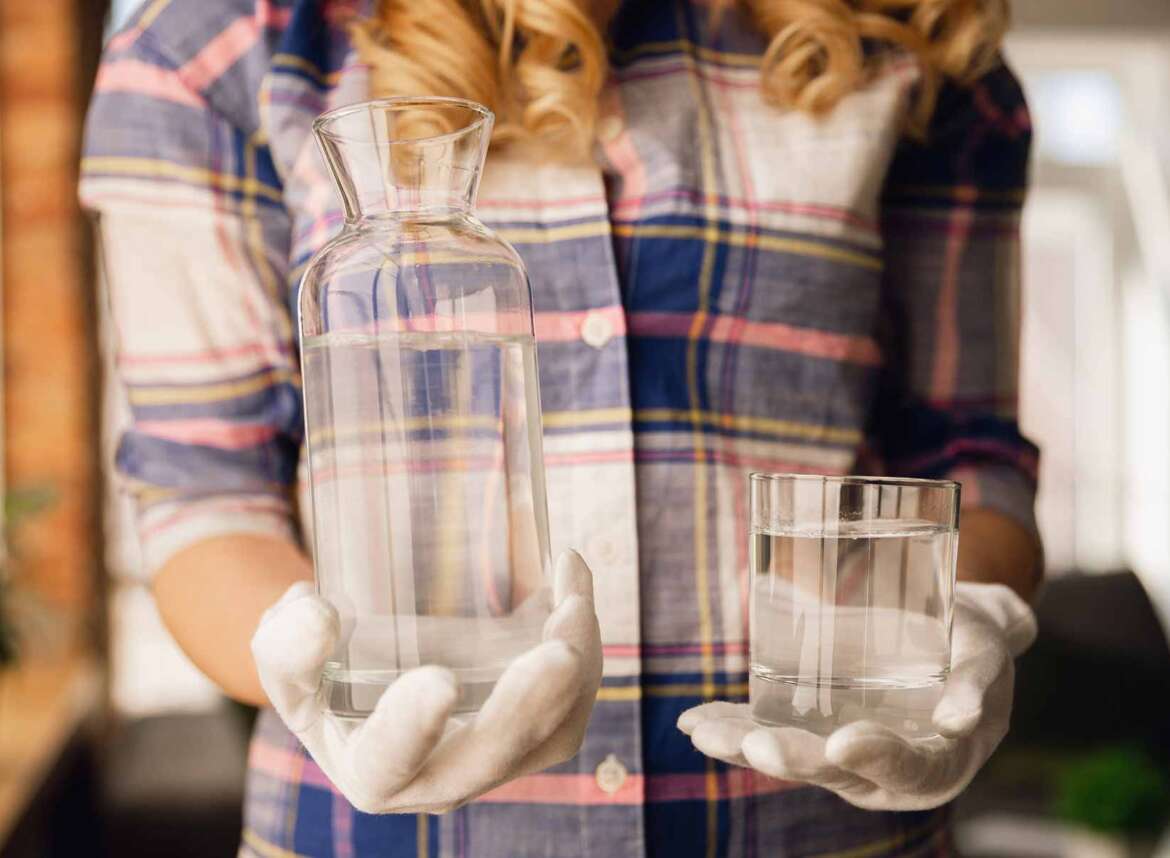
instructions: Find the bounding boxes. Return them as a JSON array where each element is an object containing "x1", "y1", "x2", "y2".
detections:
[
  {"x1": 957, "y1": 507, "x2": 1042, "y2": 601},
  {"x1": 152, "y1": 533, "x2": 313, "y2": 706}
]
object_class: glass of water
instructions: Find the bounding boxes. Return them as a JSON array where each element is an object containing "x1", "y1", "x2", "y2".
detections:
[{"x1": 748, "y1": 474, "x2": 960, "y2": 738}]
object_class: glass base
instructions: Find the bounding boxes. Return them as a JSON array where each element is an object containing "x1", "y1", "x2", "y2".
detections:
[
  {"x1": 749, "y1": 669, "x2": 946, "y2": 739},
  {"x1": 321, "y1": 665, "x2": 503, "y2": 720}
]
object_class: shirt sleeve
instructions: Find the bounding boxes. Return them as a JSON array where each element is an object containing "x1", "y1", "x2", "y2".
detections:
[
  {"x1": 873, "y1": 61, "x2": 1040, "y2": 538},
  {"x1": 81, "y1": 26, "x2": 302, "y2": 574}
]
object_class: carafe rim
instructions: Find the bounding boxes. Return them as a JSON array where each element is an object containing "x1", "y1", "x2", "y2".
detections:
[{"x1": 313, "y1": 96, "x2": 494, "y2": 148}]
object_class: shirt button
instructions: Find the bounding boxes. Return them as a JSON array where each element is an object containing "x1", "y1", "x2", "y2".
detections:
[
  {"x1": 597, "y1": 115, "x2": 624, "y2": 143},
  {"x1": 595, "y1": 753, "x2": 628, "y2": 795},
  {"x1": 581, "y1": 311, "x2": 614, "y2": 349}
]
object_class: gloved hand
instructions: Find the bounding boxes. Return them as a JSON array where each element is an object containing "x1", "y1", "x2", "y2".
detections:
[
  {"x1": 678, "y1": 581, "x2": 1037, "y2": 811},
  {"x1": 250, "y1": 550, "x2": 602, "y2": 814}
]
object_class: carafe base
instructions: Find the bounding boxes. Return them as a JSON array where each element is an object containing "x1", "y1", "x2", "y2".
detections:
[{"x1": 321, "y1": 666, "x2": 501, "y2": 719}]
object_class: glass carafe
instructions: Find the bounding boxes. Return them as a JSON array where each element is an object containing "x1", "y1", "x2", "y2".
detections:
[{"x1": 299, "y1": 97, "x2": 552, "y2": 718}]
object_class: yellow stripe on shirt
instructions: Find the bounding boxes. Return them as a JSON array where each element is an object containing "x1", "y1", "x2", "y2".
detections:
[
  {"x1": 495, "y1": 221, "x2": 612, "y2": 246},
  {"x1": 127, "y1": 368, "x2": 298, "y2": 406},
  {"x1": 81, "y1": 156, "x2": 284, "y2": 204},
  {"x1": 241, "y1": 829, "x2": 313, "y2": 858},
  {"x1": 542, "y1": 407, "x2": 634, "y2": 429},
  {"x1": 636, "y1": 408, "x2": 862, "y2": 444},
  {"x1": 270, "y1": 52, "x2": 339, "y2": 86}
]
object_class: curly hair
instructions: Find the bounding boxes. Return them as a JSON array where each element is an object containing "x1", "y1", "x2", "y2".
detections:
[{"x1": 351, "y1": 0, "x2": 1009, "y2": 153}]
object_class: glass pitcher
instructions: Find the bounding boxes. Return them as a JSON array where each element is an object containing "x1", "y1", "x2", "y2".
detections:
[{"x1": 299, "y1": 97, "x2": 552, "y2": 718}]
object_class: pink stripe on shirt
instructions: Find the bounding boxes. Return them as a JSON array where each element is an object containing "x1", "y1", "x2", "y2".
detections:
[
  {"x1": 483, "y1": 771, "x2": 795, "y2": 805},
  {"x1": 630, "y1": 311, "x2": 881, "y2": 366},
  {"x1": 611, "y1": 188, "x2": 878, "y2": 231},
  {"x1": 646, "y1": 770, "x2": 795, "y2": 802},
  {"x1": 249, "y1": 741, "x2": 795, "y2": 805},
  {"x1": 251, "y1": 742, "x2": 335, "y2": 790},
  {"x1": 480, "y1": 773, "x2": 645, "y2": 805},
  {"x1": 107, "y1": 25, "x2": 143, "y2": 53},
  {"x1": 118, "y1": 342, "x2": 281, "y2": 366},
  {"x1": 95, "y1": 60, "x2": 206, "y2": 109},
  {"x1": 534, "y1": 306, "x2": 627, "y2": 342},
  {"x1": 137, "y1": 419, "x2": 277, "y2": 450},
  {"x1": 179, "y1": 15, "x2": 262, "y2": 93},
  {"x1": 275, "y1": 308, "x2": 629, "y2": 344}
]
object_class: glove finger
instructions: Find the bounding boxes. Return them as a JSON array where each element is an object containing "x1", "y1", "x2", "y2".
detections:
[
  {"x1": 543, "y1": 593, "x2": 602, "y2": 683},
  {"x1": 394, "y1": 639, "x2": 583, "y2": 808},
  {"x1": 933, "y1": 642, "x2": 1010, "y2": 736},
  {"x1": 507, "y1": 689, "x2": 595, "y2": 777},
  {"x1": 825, "y1": 720, "x2": 966, "y2": 799},
  {"x1": 535, "y1": 553, "x2": 603, "y2": 766},
  {"x1": 472, "y1": 638, "x2": 583, "y2": 756},
  {"x1": 347, "y1": 666, "x2": 460, "y2": 801},
  {"x1": 956, "y1": 582, "x2": 1038, "y2": 657},
  {"x1": 677, "y1": 701, "x2": 751, "y2": 735},
  {"x1": 741, "y1": 727, "x2": 872, "y2": 794},
  {"x1": 691, "y1": 716, "x2": 754, "y2": 767},
  {"x1": 553, "y1": 549, "x2": 595, "y2": 607},
  {"x1": 250, "y1": 589, "x2": 338, "y2": 733},
  {"x1": 520, "y1": 593, "x2": 603, "y2": 773}
]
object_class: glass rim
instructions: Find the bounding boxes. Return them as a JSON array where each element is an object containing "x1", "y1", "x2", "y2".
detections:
[
  {"x1": 748, "y1": 472, "x2": 960, "y2": 490},
  {"x1": 313, "y1": 96, "x2": 495, "y2": 146}
]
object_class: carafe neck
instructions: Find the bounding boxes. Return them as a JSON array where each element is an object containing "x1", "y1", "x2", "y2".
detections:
[{"x1": 314, "y1": 98, "x2": 492, "y2": 224}]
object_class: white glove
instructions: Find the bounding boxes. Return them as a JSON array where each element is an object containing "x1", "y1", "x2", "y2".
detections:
[
  {"x1": 678, "y1": 581, "x2": 1037, "y2": 811},
  {"x1": 250, "y1": 550, "x2": 602, "y2": 814}
]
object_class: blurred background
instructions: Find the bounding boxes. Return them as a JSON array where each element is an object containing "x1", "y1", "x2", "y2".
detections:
[{"x1": 2, "y1": 0, "x2": 1170, "y2": 856}]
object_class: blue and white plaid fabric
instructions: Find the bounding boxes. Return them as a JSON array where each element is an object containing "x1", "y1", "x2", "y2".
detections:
[{"x1": 82, "y1": 0, "x2": 1036, "y2": 854}]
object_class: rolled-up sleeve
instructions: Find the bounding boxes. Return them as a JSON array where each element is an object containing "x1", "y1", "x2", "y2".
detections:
[
  {"x1": 873, "y1": 62, "x2": 1040, "y2": 537},
  {"x1": 81, "y1": 29, "x2": 301, "y2": 573}
]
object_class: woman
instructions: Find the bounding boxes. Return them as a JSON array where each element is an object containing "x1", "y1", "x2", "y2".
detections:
[{"x1": 82, "y1": 0, "x2": 1041, "y2": 854}]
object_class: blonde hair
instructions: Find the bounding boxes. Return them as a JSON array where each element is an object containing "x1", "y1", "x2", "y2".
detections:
[{"x1": 352, "y1": 0, "x2": 1009, "y2": 154}]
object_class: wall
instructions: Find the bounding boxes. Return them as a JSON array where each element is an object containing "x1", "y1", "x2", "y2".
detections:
[
  {"x1": 1017, "y1": 0, "x2": 1170, "y2": 29},
  {"x1": 0, "y1": 0, "x2": 101, "y2": 645}
]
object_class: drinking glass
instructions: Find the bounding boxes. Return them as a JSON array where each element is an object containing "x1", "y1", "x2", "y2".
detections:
[
  {"x1": 299, "y1": 98, "x2": 552, "y2": 720},
  {"x1": 748, "y1": 474, "x2": 960, "y2": 738}
]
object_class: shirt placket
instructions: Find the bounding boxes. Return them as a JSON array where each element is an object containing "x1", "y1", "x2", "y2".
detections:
[{"x1": 447, "y1": 149, "x2": 646, "y2": 858}]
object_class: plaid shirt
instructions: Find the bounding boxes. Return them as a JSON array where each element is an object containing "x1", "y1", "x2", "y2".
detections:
[{"x1": 82, "y1": 0, "x2": 1037, "y2": 855}]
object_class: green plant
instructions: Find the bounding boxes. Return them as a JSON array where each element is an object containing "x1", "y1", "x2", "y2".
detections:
[
  {"x1": 0, "y1": 487, "x2": 56, "y2": 668},
  {"x1": 1054, "y1": 746, "x2": 1170, "y2": 837}
]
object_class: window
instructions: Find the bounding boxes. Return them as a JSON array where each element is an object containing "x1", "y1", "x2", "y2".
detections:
[{"x1": 1007, "y1": 33, "x2": 1170, "y2": 630}]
